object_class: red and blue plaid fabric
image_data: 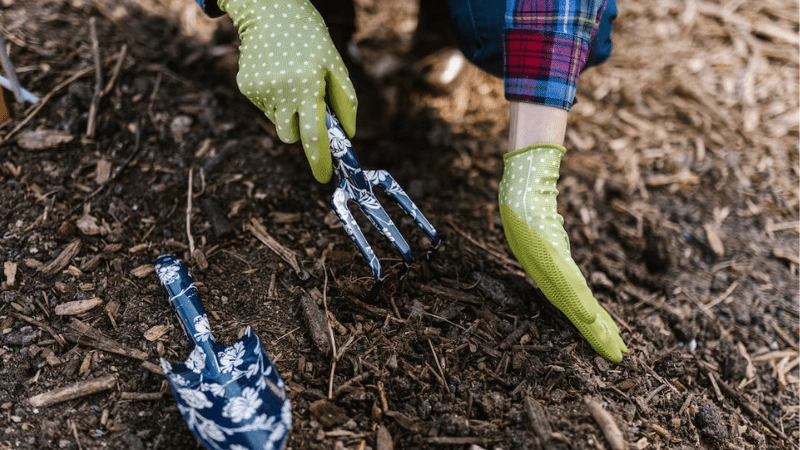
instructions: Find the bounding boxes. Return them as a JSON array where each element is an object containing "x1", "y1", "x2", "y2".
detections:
[{"x1": 504, "y1": 0, "x2": 606, "y2": 110}]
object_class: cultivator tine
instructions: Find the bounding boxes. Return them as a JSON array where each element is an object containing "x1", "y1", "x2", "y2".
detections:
[
  {"x1": 352, "y1": 186, "x2": 415, "y2": 273},
  {"x1": 326, "y1": 106, "x2": 441, "y2": 296},
  {"x1": 330, "y1": 188, "x2": 384, "y2": 293},
  {"x1": 365, "y1": 169, "x2": 442, "y2": 257}
]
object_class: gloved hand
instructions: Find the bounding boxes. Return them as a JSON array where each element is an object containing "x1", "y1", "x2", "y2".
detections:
[
  {"x1": 218, "y1": 0, "x2": 358, "y2": 183},
  {"x1": 498, "y1": 143, "x2": 628, "y2": 362}
]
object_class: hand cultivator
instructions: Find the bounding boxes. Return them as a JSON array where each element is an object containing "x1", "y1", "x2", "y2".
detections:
[{"x1": 326, "y1": 108, "x2": 441, "y2": 297}]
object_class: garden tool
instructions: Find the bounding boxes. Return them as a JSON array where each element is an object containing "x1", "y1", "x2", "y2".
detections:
[
  {"x1": 0, "y1": 35, "x2": 38, "y2": 104},
  {"x1": 156, "y1": 255, "x2": 291, "y2": 450},
  {"x1": 326, "y1": 107, "x2": 441, "y2": 297}
]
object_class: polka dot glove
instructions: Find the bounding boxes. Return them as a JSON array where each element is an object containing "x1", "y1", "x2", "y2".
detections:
[
  {"x1": 498, "y1": 143, "x2": 628, "y2": 362},
  {"x1": 218, "y1": 0, "x2": 358, "y2": 183}
]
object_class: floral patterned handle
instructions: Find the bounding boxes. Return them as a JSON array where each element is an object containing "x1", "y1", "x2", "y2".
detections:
[{"x1": 156, "y1": 254, "x2": 220, "y2": 375}]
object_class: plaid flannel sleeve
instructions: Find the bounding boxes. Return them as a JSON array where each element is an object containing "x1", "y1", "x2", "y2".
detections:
[
  {"x1": 504, "y1": 0, "x2": 606, "y2": 110},
  {"x1": 194, "y1": 0, "x2": 225, "y2": 18}
]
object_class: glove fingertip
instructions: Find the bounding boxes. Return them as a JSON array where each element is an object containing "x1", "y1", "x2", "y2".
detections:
[
  {"x1": 326, "y1": 71, "x2": 358, "y2": 138},
  {"x1": 309, "y1": 139, "x2": 333, "y2": 183},
  {"x1": 301, "y1": 107, "x2": 333, "y2": 184},
  {"x1": 606, "y1": 350, "x2": 623, "y2": 364},
  {"x1": 272, "y1": 114, "x2": 300, "y2": 145},
  {"x1": 339, "y1": 109, "x2": 357, "y2": 139}
]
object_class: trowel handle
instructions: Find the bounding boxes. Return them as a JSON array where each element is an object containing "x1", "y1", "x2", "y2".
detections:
[{"x1": 155, "y1": 255, "x2": 217, "y2": 358}]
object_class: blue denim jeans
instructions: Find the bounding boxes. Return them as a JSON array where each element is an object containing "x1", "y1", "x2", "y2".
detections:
[{"x1": 444, "y1": 0, "x2": 618, "y2": 78}]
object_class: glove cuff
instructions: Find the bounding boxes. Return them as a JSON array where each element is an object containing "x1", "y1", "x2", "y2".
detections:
[{"x1": 504, "y1": 143, "x2": 566, "y2": 161}]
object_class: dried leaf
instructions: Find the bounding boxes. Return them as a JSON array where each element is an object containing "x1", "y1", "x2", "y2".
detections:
[{"x1": 16, "y1": 130, "x2": 74, "y2": 150}]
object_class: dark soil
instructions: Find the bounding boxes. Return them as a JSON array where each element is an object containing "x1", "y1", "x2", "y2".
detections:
[{"x1": 1, "y1": 0, "x2": 798, "y2": 449}]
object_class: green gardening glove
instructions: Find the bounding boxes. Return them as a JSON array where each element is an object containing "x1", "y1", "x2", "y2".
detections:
[
  {"x1": 218, "y1": 0, "x2": 358, "y2": 183},
  {"x1": 498, "y1": 144, "x2": 628, "y2": 362}
]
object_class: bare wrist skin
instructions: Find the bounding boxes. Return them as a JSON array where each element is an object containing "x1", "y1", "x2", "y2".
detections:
[{"x1": 508, "y1": 101, "x2": 568, "y2": 151}]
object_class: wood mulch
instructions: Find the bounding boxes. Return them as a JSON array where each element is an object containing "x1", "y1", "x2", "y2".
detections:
[{"x1": 0, "y1": 0, "x2": 797, "y2": 449}]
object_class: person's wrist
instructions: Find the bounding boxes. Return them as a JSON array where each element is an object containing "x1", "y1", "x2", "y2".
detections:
[{"x1": 508, "y1": 101, "x2": 568, "y2": 151}]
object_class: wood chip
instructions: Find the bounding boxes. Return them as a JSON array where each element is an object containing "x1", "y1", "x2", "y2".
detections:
[
  {"x1": 95, "y1": 159, "x2": 112, "y2": 185},
  {"x1": 143, "y1": 324, "x2": 170, "y2": 342},
  {"x1": 76, "y1": 213, "x2": 109, "y2": 236},
  {"x1": 128, "y1": 243, "x2": 149, "y2": 253},
  {"x1": 651, "y1": 423, "x2": 670, "y2": 438},
  {"x1": 247, "y1": 218, "x2": 309, "y2": 280},
  {"x1": 130, "y1": 264, "x2": 154, "y2": 278},
  {"x1": 16, "y1": 129, "x2": 74, "y2": 150},
  {"x1": 3, "y1": 261, "x2": 17, "y2": 286},
  {"x1": 376, "y1": 425, "x2": 393, "y2": 450},
  {"x1": 55, "y1": 297, "x2": 103, "y2": 316},
  {"x1": 24, "y1": 258, "x2": 43, "y2": 270},
  {"x1": 524, "y1": 396, "x2": 557, "y2": 447},
  {"x1": 300, "y1": 293, "x2": 331, "y2": 355},
  {"x1": 703, "y1": 223, "x2": 725, "y2": 257},
  {"x1": 79, "y1": 352, "x2": 92, "y2": 376},
  {"x1": 39, "y1": 239, "x2": 82, "y2": 277},
  {"x1": 645, "y1": 169, "x2": 699, "y2": 188},
  {"x1": 192, "y1": 248, "x2": 209, "y2": 271},
  {"x1": 585, "y1": 397, "x2": 626, "y2": 450},
  {"x1": 29, "y1": 374, "x2": 116, "y2": 408}
]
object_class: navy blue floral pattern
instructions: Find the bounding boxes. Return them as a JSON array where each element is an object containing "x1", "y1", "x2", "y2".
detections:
[
  {"x1": 156, "y1": 255, "x2": 291, "y2": 450},
  {"x1": 326, "y1": 109, "x2": 442, "y2": 294}
]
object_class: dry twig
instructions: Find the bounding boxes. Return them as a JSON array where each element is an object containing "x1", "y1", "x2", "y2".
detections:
[
  {"x1": 247, "y1": 218, "x2": 309, "y2": 280},
  {"x1": 186, "y1": 167, "x2": 196, "y2": 255},
  {"x1": 65, "y1": 318, "x2": 148, "y2": 361},
  {"x1": 29, "y1": 374, "x2": 116, "y2": 408},
  {"x1": 7, "y1": 312, "x2": 66, "y2": 346},
  {"x1": 85, "y1": 17, "x2": 103, "y2": 138}
]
